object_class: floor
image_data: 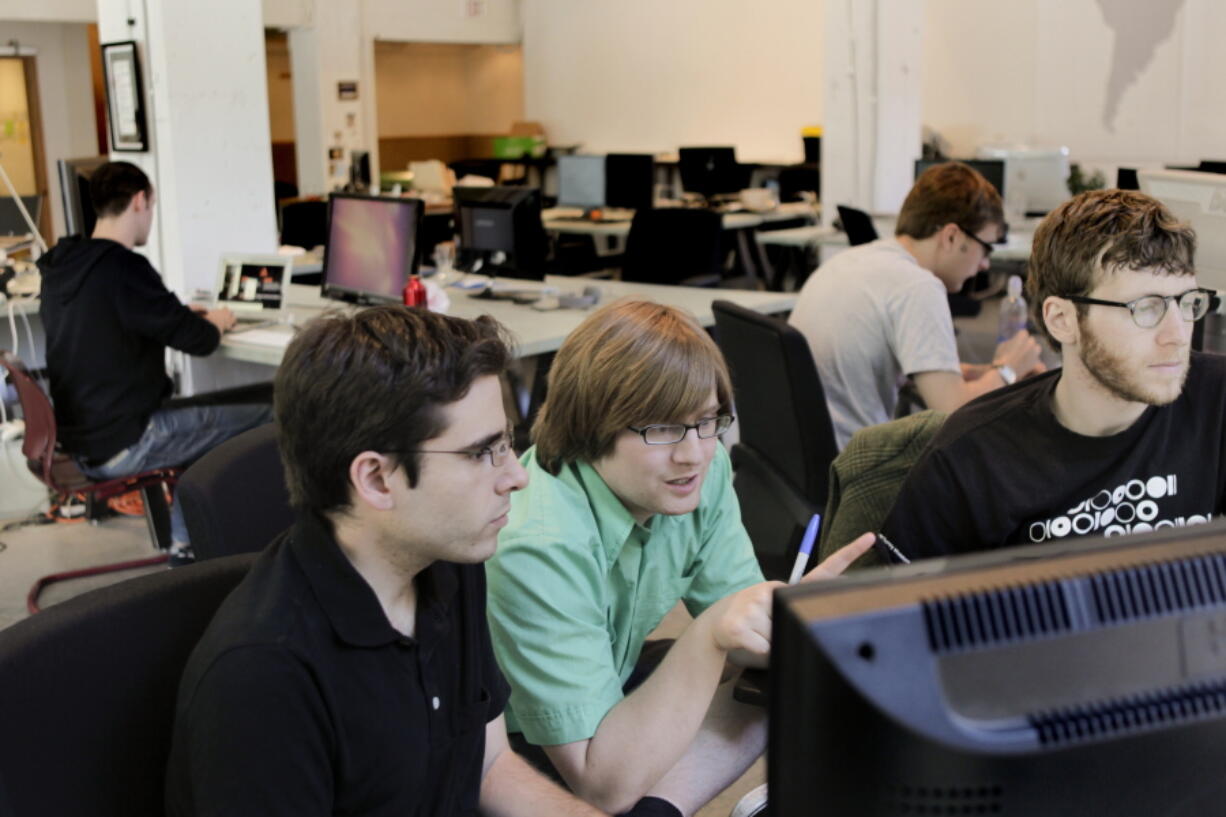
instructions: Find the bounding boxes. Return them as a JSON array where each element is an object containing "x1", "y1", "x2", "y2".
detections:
[{"x1": 0, "y1": 292, "x2": 1021, "y2": 816}]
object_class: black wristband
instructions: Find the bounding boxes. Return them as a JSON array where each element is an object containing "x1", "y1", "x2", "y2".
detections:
[{"x1": 619, "y1": 796, "x2": 683, "y2": 817}]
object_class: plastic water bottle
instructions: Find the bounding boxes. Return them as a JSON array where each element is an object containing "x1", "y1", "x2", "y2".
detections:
[{"x1": 997, "y1": 275, "x2": 1028, "y2": 343}]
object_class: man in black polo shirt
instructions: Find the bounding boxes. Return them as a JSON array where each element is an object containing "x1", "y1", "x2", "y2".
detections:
[{"x1": 165, "y1": 307, "x2": 605, "y2": 816}]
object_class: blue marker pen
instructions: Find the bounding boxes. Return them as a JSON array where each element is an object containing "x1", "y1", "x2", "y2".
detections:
[{"x1": 787, "y1": 513, "x2": 822, "y2": 584}]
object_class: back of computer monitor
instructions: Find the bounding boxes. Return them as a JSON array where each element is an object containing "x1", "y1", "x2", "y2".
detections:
[
  {"x1": 770, "y1": 519, "x2": 1226, "y2": 816},
  {"x1": 321, "y1": 193, "x2": 423, "y2": 304},
  {"x1": 604, "y1": 154, "x2": 655, "y2": 210},
  {"x1": 679, "y1": 146, "x2": 743, "y2": 199},
  {"x1": 1140, "y1": 168, "x2": 1226, "y2": 292},
  {"x1": 453, "y1": 186, "x2": 548, "y2": 281}
]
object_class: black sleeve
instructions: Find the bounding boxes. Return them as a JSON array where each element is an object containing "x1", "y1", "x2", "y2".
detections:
[
  {"x1": 111, "y1": 256, "x2": 221, "y2": 356},
  {"x1": 172, "y1": 646, "x2": 334, "y2": 817},
  {"x1": 882, "y1": 447, "x2": 980, "y2": 561}
]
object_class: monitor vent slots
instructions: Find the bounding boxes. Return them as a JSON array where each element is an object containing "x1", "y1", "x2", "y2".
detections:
[
  {"x1": 923, "y1": 581, "x2": 1073, "y2": 653},
  {"x1": 1089, "y1": 553, "x2": 1226, "y2": 624},
  {"x1": 1029, "y1": 679, "x2": 1226, "y2": 747}
]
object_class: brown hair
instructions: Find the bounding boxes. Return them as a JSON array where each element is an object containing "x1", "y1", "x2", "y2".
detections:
[
  {"x1": 275, "y1": 305, "x2": 512, "y2": 515},
  {"x1": 532, "y1": 300, "x2": 733, "y2": 474},
  {"x1": 89, "y1": 161, "x2": 153, "y2": 219},
  {"x1": 894, "y1": 161, "x2": 1004, "y2": 241},
  {"x1": 1026, "y1": 189, "x2": 1196, "y2": 350}
]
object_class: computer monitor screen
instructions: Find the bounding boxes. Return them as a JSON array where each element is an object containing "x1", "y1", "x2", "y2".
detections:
[
  {"x1": 679, "y1": 146, "x2": 745, "y2": 198},
  {"x1": 321, "y1": 193, "x2": 423, "y2": 304},
  {"x1": 453, "y1": 185, "x2": 548, "y2": 281},
  {"x1": 557, "y1": 155, "x2": 605, "y2": 210},
  {"x1": 914, "y1": 158, "x2": 1006, "y2": 200},
  {"x1": 56, "y1": 156, "x2": 105, "y2": 238},
  {"x1": 215, "y1": 254, "x2": 289, "y2": 313},
  {"x1": 1139, "y1": 168, "x2": 1226, "y2": 292},
  {"x1": 605, "y1": 153, "x2": 655, "y2": 210},
  {"x1": 1117, "y1": 167, "x2": 1140, "y2": 190},
  {"x1": 769, "y1": 519, "x2": 1226, "y2": 816}
]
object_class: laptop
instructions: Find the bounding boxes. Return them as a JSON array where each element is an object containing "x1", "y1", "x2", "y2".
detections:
[{"x1": 213, "y1": 253, "x2": 291, "y2": 329}]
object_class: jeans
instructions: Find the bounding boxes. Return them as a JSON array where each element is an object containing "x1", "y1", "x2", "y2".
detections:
[{"x1": 78, "y1": 401, "x2": 274, "y2": 544}]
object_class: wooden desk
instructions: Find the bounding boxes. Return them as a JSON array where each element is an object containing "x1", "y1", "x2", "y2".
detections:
[{"x1": 219, "y1": 278, "x2": 796, "y2": 366}]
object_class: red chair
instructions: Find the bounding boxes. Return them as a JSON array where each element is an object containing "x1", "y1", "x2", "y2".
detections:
[{"x1": 1, "y1": 351, "x2": 181, "y2": 612}]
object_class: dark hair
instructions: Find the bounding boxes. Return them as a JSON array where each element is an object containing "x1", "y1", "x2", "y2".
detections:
[
  {"x1": 89, "y1": 161, "x2": 153, "y2": 219},
  {"x1": 274, "y1": 305, "x2": 512, "y2": 516},
  {"x1": 895, "y1": 161, "x2": 1004, "y2": 240},
  {"x1": 532, "y1": 300, "x2": 732, "y2": 475},
  {"x1": 1026, "y1": 189, "x2": 1196, "y2": 350}
]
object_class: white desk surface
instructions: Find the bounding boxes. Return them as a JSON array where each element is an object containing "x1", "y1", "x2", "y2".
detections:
[
  {"x1": 219, "y1": 277, "x2": 796, "y2": 366},
  {"x1": 543, "y1": 202, "x2": 819, "y2": 237}
]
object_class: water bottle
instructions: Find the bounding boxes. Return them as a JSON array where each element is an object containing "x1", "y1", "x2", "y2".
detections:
[{"x1": 997, "y1": 275, "x2": 1028, "y2": 343}]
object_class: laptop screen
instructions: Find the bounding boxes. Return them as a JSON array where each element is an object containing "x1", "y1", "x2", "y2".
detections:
[{"x1": 216, "y1": 257, "x2": 288, "y2": 312}]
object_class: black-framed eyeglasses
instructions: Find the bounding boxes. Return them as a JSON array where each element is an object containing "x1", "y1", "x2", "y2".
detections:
[
  {"x1": 958, "y1": 224, "x2": 995, "y2": 258},
  {"x1": 1060, "y1": 288, "x2": 1216, "y2": 329},
  {"x1": 627, "y1": 415, "x2": 736, "y2": 445},
  {"x1": 402, "y1": 427, "x2": 516, "y2": 468}
]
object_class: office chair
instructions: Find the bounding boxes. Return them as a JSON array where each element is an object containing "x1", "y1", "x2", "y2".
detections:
[
  {"x1": 279, "y1": 199, "x2": 328, "y2": 249},
  {"x1": 0, "y1": 352, "x2": 179, "y2": 608},
  {"x1": 177, "y1": 423, "x2": 293, "y2": 561},
  {"x1": 835, "y1": 204, "x2": 878, "y2": 246},
  {"x1": 711, "y1": 301, "x2": 839, "y2": 580},
  {"x1": 622, "y1": 208, "x2": 724, "y2": 287},
  {"x1": 0, "y1": 552, "x2": 257, "y2": 817}
]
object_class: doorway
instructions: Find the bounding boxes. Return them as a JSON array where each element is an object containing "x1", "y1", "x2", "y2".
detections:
[{"x1": 0, "y1": 55, "x2": 51, "y2": 243}]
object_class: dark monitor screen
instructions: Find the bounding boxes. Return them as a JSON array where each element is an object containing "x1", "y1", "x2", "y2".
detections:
[
  {"x1": 1117, "y1": 167, "x2": 1140, "y2": 190},
  {"x1": 321, "y1": 194, "x2": 423, "y2": 303},
  {"x1": 453, "y1": 186, "x2": 547, "y2": 281},
  {"x1": 56, "y1": 156, "x2": 105, "y2": 238},
  {"x1": 605, "y1": 153, "x2": 655, "y2": 210},
  {"x1": 679, "y1": 146, "x2": 744, "y2": 198},
  {"x1": 769, "y1": 519, "x2": 1226, "y2": 816},
  {"x1": 557, "y1": 155, "x2": 606, "y2": 209},
  {"x1": 915, "y1": 158, "x2": 1006, "y2": 199}
]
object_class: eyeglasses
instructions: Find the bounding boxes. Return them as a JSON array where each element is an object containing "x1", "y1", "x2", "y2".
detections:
[
  {"x1": 1060, "y1": 288, "x2": 1216, "y2": 329},
  {"x1": 403, "y1": 428, "x2": 515, "y2": 468},
  {"x1": 958, "y1": 225, "x2": 995, "y2": 258},
  {"x1": 627, "y1": 415, "x2": 735, "y2": 445}
]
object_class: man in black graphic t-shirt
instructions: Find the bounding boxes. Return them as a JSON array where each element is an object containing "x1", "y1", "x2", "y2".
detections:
[{"x1": 884, "y1": 189, "x2": 1226, "y2": 559}]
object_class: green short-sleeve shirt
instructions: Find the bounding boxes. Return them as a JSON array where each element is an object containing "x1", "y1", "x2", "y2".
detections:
[{"x1": 485, "y1": 443, "x2": 764, "y2": 746}]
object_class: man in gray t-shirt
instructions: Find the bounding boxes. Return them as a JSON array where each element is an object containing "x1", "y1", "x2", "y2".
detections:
[{"x1": 790, "y1": 162, "x2": 1043, "y2": 448}]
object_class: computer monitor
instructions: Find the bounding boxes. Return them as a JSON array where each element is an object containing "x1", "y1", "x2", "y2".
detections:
[
  {"x1": 769, "y1": 519, "x2": 1226, "y2": 816},
  {"x1": 914, "y1": 158, "x2": 1006, "y2": 200},
  {"x1": 1117, "y1": 167, "x2": 1140, "y2": 190},
  {"x1": 556, "y1": 155, "x2": 606, "y2": 210},
  {"x1": 453, "y1": 185, "x2": 548, "y2": 281},
  {"x1": 1139, "y1": 168, "x2": 1226, "y2": 292},
  {"x1": 321, "y1": 193, "x2": 423, "y2": 304},
  {"x1": 679, "y1": 146, "x2": 746, "y2": 200},
  {"x1": 56, "y1": 156, "x2": 106, "y2": 237},
  {"x1": 1198, "y1": 160, "x2": 1226, "y2": 175},
  {"x1": 0, "y1": 196, "x2": 42, "y2": 237},
  {"x1": 605, "y1": 153, "x2": 655, "y2": 210}
]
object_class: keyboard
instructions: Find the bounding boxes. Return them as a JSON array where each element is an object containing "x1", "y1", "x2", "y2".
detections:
[{"x1": 230, "y1": 327, "x2": 294, "y2": 349}]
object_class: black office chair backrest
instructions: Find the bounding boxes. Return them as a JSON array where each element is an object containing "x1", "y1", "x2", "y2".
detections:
[
  {"x1": 622, "y1": 208, "x2": 724, "y2": 286},
  {"x1": 713, "y1": 301, "x2": 839, "y2": 578},
  {"x1": 279, "y1": 199, "x2": 328, "y2": 250},
  {"x1": 177, "y1": 423, "x2": 293, "y2": 561},
  {"x1": 0, "y1": 553, "x2": 257, "y2": 817},
  {"x1": 836, "y1": 204, "x2": 878, "y2": 246},
  {"x1": 778, "y1": 163, "x2": 820, "y2": 203}
]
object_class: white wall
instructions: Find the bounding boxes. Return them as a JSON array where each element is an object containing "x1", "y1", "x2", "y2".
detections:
[
  {"x1": 363, "y1": 0, "x2": 520, "y2": 44},
  {"x1": 0, "y1": 0, "x2": 92, "y2": 23},
  {"x1": 519, "y1": 0, "x2": 822, "y2": 162},
  {"x1": 2, "y1": 21, "x2": 97, "y2": 240}
]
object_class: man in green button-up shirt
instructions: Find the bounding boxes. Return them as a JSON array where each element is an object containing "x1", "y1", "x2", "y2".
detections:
[{"x1": 487, "y1": 301, "x2": 872, "y2": 817}]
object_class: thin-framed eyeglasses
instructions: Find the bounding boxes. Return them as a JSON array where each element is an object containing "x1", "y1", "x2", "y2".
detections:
[
  {"x1": 1060, "y1": 288, "x2": 1216, "y2": 329},
  {"x1": 403, "y1": 427, "x2": 515, "y2": 468},
  {"x1": 958, "y1": 224, "x2": 995, "y2": 258},
  {"x1": 627, "y1": 415, "x2": 736, "y2": 445}
]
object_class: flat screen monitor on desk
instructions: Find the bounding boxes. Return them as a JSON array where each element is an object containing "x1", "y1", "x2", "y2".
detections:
[
  {"x1": 1139, "y1": 168, "x2": 1226, "y2": 293},
  {"x1": 914, "y1": 158, "x2": 1006, "y2": 200},
  {"x1": 557, "y1": 155, "x2": 605, "y2": 210},
  {"x1": 769, "y1": 519, "x2": 1226, "y2": 817},
  {"x1": 679, "y1": 146, "x2": 745, "y2": 201},
  {"x1": 454, "y1": 185, "x2": 548, "y2": 281},
  {"x1": 56, "y1": 156, "x2": 106, "y2": 237},
  {"x1": 605, "y1": 153, "x2": 655, "y2": 210},
  {"x1": 321, "y1": 193, "x2": 423, "y2": 304}
]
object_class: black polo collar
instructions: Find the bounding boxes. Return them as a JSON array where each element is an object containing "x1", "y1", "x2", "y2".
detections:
[{"x1": 289, "y1": 511, "x2": 459, "y2": 650}]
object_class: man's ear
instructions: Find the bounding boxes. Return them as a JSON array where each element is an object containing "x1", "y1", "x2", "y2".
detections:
[
  {"x1": 347, "y1": 451, "x2": 398, "y2": 512},
  {"x1": 1043, "y1": 295, "x2": 1079, "y2": 348},
  {"x1": 937, "y1": 222, "x2": 961, "y2": 250}
]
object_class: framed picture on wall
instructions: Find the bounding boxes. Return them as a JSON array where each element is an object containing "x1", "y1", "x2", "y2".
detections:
[{"x1": 101, "y1": 40, "x2": 148, "y2": 152}]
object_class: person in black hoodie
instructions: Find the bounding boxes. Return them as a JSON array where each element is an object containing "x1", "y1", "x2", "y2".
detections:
[{"x1": 37, "y1": 161, "x2": 271, "y2": 561}]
